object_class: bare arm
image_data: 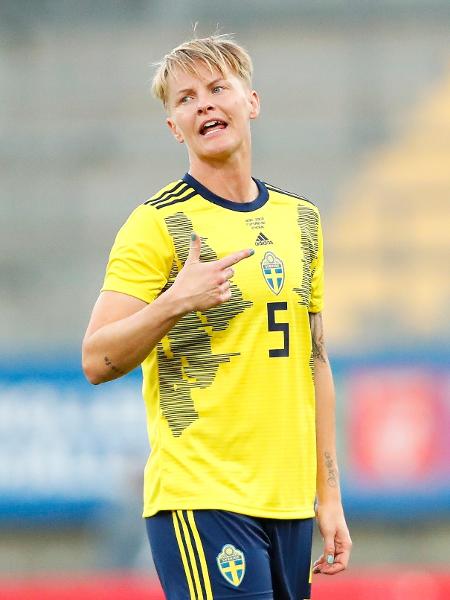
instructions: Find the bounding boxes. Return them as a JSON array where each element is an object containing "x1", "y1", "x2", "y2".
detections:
[
  {"x1": 309, "y1": 311, "x2": 352, "y2": 575},
  {"x1": 310, "y1": 311, "x2": 340, "y2": 504},
  {"x1": 82, "y1": 290, "x2": 182, "y2": 384},
  {"x1": 82, "y1": 234, "x2": 253, "y2": 384}
]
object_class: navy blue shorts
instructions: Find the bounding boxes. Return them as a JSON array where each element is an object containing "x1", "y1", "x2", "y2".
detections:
[{"x1": 146, "y1": 510, "x2": 313, "y2": 599}]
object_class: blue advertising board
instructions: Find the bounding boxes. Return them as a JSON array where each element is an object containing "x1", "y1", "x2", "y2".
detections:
[{"x1": 0, "y1": 358, "x2": 147, "y2": 524}]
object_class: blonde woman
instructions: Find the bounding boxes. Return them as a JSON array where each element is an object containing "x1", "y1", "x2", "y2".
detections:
[{"x1": 82, "y1": 35, "x2": 351, "y2": 599}]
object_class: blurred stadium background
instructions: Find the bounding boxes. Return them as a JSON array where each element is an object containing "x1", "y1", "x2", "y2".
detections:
[{"x1": 1, "y1": 1, "x2": 450, "y2": 598}]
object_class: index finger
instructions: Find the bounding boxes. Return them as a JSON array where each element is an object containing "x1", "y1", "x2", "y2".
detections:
[{"x1": 218, "y1": 248, "x2": 254, "y2": 269}]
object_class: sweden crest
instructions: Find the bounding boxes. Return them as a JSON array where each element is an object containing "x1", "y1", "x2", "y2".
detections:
[
  {"x1": 261, "y1": 251, "x2": 285, "y2": 295},
  {"x1": 216, "y1": 544, "x2": 246, "y2": 587}
]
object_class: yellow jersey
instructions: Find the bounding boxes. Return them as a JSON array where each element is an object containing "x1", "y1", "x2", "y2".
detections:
[{"x1": 102, "y1": 173, "x2": 324, "y2": 519}]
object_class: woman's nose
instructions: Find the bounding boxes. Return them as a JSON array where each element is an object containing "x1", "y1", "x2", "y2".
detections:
[{"x1": 196, "y1": 101, "x2": 215, "y2": 115}]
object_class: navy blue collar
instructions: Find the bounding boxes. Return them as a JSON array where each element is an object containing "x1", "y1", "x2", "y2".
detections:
[{"x1": 182, "y1": 173, "x2": 269, "y2": 212}]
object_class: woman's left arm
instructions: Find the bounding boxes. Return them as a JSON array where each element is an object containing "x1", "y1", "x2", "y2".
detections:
[{"x1": 309, "y1": 311, "x2": 352, "y2": 575}]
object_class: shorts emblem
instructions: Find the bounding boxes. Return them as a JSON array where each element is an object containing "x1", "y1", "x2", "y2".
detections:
[
  {"x1": 261, "y1": 251, "x2": 285, "y2": 295},
  {"x1": 216, "y1": 544, "x2": 246, "y2": 587}
]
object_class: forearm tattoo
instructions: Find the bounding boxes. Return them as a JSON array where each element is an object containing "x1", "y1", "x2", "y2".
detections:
[
  {"x1": 324, "y1": 451, "x2": 338, "y2": 488},
  {"x1": 104, "y1": 356, "x2": 125, "y2": 376},
  {"x1": 309, "y1": 312, "x2": 327, "y2": 363}
]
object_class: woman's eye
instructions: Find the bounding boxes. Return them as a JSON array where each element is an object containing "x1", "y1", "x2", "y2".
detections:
[
  {"x1": 212, "y1": 86, "x2": 224, "y2": 93},
  {"x1": 180, "y1": 96, "x2": 192, "y2": 104}
]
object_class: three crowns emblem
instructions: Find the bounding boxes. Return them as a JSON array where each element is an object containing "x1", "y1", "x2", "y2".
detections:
[
  {"x1": 216, "y1": 544, "x2": 246, "y2": 587},
  {"x1": 261, "y1": 251, "x2": 285, "y2": 295}
]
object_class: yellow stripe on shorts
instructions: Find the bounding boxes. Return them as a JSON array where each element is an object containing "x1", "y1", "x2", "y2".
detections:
[
  {"x1": 172, "y1": 510, "x2": 196, "y2": 599},
  {"x1": 177, "y1": 510, "x2": 204, "y2": 600},
  {"x1": 187, "y1": 510, "x2": 213, "y2": 599}
]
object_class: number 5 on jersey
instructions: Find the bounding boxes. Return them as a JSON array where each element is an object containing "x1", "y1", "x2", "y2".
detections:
[{"x1": 267, "y1": 302, "x2": 289, "y2": 357}]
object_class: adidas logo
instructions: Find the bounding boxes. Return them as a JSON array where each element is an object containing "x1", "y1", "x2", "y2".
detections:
[{"x1": 255, "y1": 232, "x2": 273, "y2": 246}]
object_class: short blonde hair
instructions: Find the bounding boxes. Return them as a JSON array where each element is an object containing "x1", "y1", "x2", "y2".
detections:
[{"x1": 152, "y1": 35, "x2": 253, "y2": 108}]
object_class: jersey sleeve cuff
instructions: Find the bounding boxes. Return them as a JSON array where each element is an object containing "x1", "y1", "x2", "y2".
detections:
[{"x1": 100, "y1": 282, "x2": 156, "y2": 305}]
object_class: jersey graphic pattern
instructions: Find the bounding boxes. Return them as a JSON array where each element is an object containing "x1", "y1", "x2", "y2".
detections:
[
  {"x1": 102, "y1": 178, "x2": 322, "y2": 518},
  {"x1": 293, "y1": 204, "x2": 319, "y2": 307},
  {"x1": 157, "y1": 212, "x2": 252, "y2": 437},
  {"x1": 293, "y1": 203, "x2": 320, "y2": 381}
]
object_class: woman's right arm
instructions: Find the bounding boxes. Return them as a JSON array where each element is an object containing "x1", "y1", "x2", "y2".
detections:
[{"x1": 82, "y1": 234, "x2": 253, "y2": 384}]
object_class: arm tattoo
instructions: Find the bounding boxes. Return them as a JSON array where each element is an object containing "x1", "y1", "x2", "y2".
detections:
[
  {"x1": 104, "y1": 356, "x2": 125, "y2": 376},
  {"x1": 324, "y1": 451, "x2": 338, "y2": 488},
  {"x1": 309, "y1": 312, "x2": 327, "y2": 363}
]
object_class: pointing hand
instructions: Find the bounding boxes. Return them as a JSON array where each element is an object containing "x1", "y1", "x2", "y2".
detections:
[{"x1": 169, "y1": 232, "x2": 254, "y2": 314}]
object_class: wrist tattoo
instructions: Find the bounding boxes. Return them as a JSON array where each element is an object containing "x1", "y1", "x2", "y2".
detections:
[
  {"x1": 324, "y1": 451, "x2": 338, "y2": 488},
  {"x1": 104, "y1": 356, "x2": 125, "y2": 376}
]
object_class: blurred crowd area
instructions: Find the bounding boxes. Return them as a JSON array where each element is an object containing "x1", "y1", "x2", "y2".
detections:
[{"x1": 1, "y1": 0, "x2": 450, "y2": 596}]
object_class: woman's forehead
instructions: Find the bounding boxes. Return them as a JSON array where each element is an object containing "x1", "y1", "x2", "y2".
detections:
[{"x1": 168, "y1": 62, "x2": 229, "y2": 88}]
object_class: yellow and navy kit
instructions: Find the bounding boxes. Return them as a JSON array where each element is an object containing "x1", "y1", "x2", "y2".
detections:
[
  {"x1": 102, "y1": 173, "x2": 324, "y2": 519},
  {"x1": 146, "y1": 510, "x2": 313, "y2": 599}
]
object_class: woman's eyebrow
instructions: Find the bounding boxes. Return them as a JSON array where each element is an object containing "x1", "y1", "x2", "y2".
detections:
[
  {"x1": 176, "y1": 87, "x2": 195, "y2": 96},
  {"x1": 208, "y1": 77, "x2": 226, "y2": 87},
  {"x1": 175, "y1": 77, "x2": 226, "y2": 98},
  {"x1": 174, "y1": 77, "x2": 226, "y2": 98}
]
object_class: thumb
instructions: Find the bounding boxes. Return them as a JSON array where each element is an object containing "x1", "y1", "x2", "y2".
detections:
[
  {"x1": 323, "y1": 535, "x2": 336, "y2": 566},
  {"x1": 186, "y1": 232, "x2": 201, "y2": 263}
]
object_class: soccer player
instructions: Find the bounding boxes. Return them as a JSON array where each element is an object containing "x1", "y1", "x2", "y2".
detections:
[{"x1": 82, "y1": 35, "x2": 352, "y2": 599}]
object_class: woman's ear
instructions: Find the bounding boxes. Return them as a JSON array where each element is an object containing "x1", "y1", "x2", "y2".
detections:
[
  {"x1": 249, "y1": 90, "x2": 260, "y2": 120},
  {"x1": 166, "y1": 117, "x2": 184, "y2": 143}
]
